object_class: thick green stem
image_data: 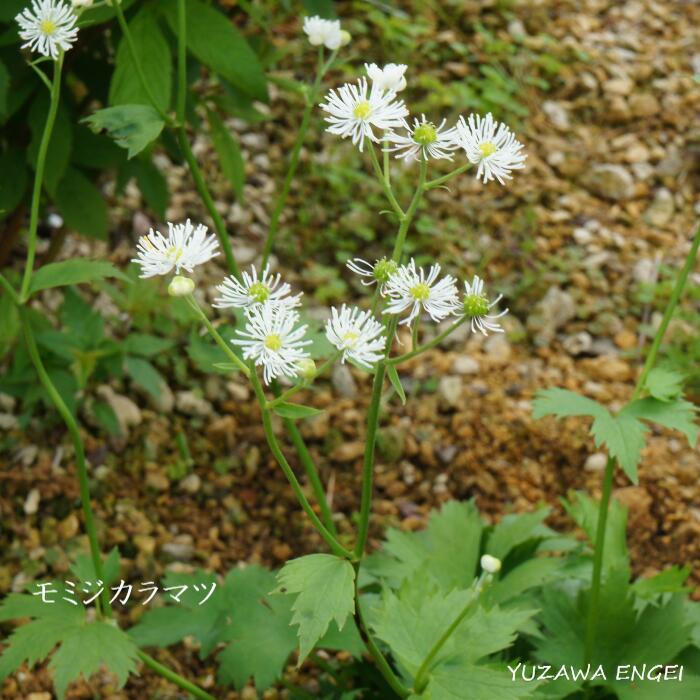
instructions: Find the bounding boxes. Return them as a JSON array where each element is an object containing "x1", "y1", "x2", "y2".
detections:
[
  {"x1": 176, "y1": 0, "x2": 187, "y2": 124},
  {"x1": 391, "y1": 158, "x2": 427, "y2": 261},
  {"x1": 584, "y1": 223, "x2": 700, "y2": 665},
  {"x1": 177, "y1": 128, "x2": 240, "y2": 278},
  {"x1": 22, "y1": 315, "x2": 112, "y2": 616},
  {"x1": 250, "y1": 369, "x2": 352, "y2": 559},
  {"x1": 353, "y1": 563, "x2": 410, "y2": 698},
  {"x1": 137, "y1": 651, "x2": 217, "y2": 700},
  {"x1": 20, "y1": 56, "x2": 63, "y2": 301},
  {"x1": 113, "y1": 2, "x2": 172, "y2": 125},
  {"x1": 261, "y1": 47, "x2": 335, "y2": 267},
  {"x1": 185, "y1": 294, "x2": 250, "y2": 377},
  {"x1": 387, "y1": 317, "x2": 467, "y2": 365}
]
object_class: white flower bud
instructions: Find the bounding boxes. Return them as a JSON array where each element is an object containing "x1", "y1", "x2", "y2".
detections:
[
  {"x1": 72, "y1": 0, "x2": 94, "y2": 7},
  {"x1": 168, "y1": 275, "x2": 195, "y2": 297},
  {"x1": 339, "y1": 30, "x2": 351, "y2": 47},
  {"x1": 480, "y1": 554, "x2": 501, "y2": 574},
  {"x1": 297, "y1": 358, "x2": 317, "y2": 380}
]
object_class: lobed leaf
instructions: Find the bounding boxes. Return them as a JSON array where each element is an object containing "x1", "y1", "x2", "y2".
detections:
[{"x1": 84, "y1": 105, "x2": 165, "y2": 159}]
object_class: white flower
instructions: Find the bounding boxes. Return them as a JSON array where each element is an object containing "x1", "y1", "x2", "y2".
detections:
[
  {"x1": 320, "y1": 78, "x2": 409, "y2": 152},
  {"x1": 213, "y1": 265, "x2": 301, "y2": 311},
  {"x1": 325, "y1": 305, "x2": 385, "y2": 368},
  {"x1": 16, "y1": 0, "x2": 79, "y2": 59},
  {"x1": 365, "y1": 62, "x2": 408, "y2": 92},
  {"x1": 461, "y1": 276, "x2": 508, "y2": 335},
  {"x1": 454, "y1": 112, "x2": 526, "y2": 184},
  {"x1": 383, "y1": 259, "x2": 459, "y2": 326},
  {"x1": 303, "y1": 15, "x2": 342, "y2": 50},
  {"x1": 132, "y1": 219, "x2": 219, "y2": 278},
  {"x1": 480, "y1": 554, "x2": 501, "y2": 574},
  {"x1": 385, "y1": 115, "x2": 458, "y2": 162},
  {"x1": 346, "y1": 257, "x2": 398, "y2": 292},
  {"x1": 232, "y1": 305, "x2": 311, "y2": 385}
]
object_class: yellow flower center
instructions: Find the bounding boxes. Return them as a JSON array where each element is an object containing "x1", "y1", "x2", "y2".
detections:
[
  {"x1": 413, "y1": 123, "x2": 437, "y2": 146},
  {"x1": 479, "y1": 142, "x2": 498, "y2": 158},
  {"x1": 353, "y1": 100, "x2": 372, "y2": 120},
  {"x1": 167, "y1": 246, "x2": 184, "y2": 262},
  {"x1": 342, "y1": 331, "x2": 359, "y2": 347},
  {"x1": 410, "y1": 283, "x2": 430, "y2": 302},
  {"x1": 264, "y1": 334, "x2": 282, "y2": 351},
  {"x1": 40, "y1": 19, "x2": 57, "y2": 35},
  {"x1": 248, "y1": 281, "x2": 270, "y2": 303}
]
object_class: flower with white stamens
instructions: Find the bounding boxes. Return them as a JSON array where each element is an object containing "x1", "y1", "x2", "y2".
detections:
[
  {"x1": 386, "y1": 115, "x2": 458, "y2": 162},
  {"x1": 213, "y1": 265, "x2": 301, "y2": 311},
  {"x1": 453, "y1": 112, "x2": 526, "y2": 184},
  {"x1": 232, "y1": 305, "x2": 311, "y2": 385},
  {"x1": 365, "y1": 62, "x2": 408, "y2": 92},
  {"x1": 346, "y1": 257, "x2": 398, "y2": 292},
  {"x1": 320, "y1": 78, "x2": 409, "y2": 152},
  {"x1": 303, "y1": 15, "x2": 342, "y2": 50},
  {"x1": 132, "y1": 220, "x2": 219, "y2": 278},
  {"x1": 325, "y1": 305, "x2": 385, "y2": 368},
  {"x1": 383, "y1": 259, "x2": 459, "y2": 326},
  {"x1": 461, "y1": 275, "x2": 508, "y2": 335},
  {"x1": 16, "y1": 0, "x2": 79, "y2": 59}
]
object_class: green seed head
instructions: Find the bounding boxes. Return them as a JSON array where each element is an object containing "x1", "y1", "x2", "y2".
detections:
[
  {"x1": 248, "y1": 281, "x2": 270, "y2": 303},
  {"x1": 373, "y1": 258, "x2": 398, "y2": 284},
  {"x1": 413, "y1": 122, "x2": 437, "y2": 146},
  {"x1": 463, "y1": 293, "x2": 489, "y2": 317}
]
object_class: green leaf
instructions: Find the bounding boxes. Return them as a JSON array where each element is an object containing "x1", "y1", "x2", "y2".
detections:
[
  {"x1": 533, "y1": 388, "x2": 648, "y2": 483},
  {"x1": 387, "y1": 364, "x2": 406, "y2": 404},
  {"x1": 93, "y1": 399, "x2": 122, "y2": 435},
  {"x1": 28, "y1": 93, "x2": 73, "y2": 195},
  {"x1": 631, "y1": 566, "x2": 691, "y2": 599},
  {"x1": 84, "y1": 105, "x2": 165, "y2": 159},
  {"x1": 273, "y1": 401, "x2": 323, "y2": 420},
  {"x1": 0, "y1": 589, "x2": 138, "y2": 699},
  {"x1": 123, "y1": 334, "x2": 174, "y2": 357},
  {"x1": 363, "y1": 501, "x2": 482, "y2": 591},
  {"x1": 72, "y1": 124, "x2": 126, "y2": 170},
  {"x1": 217, "y1": 566, "x2": 297, "y2": 690},
  {"x1": 0, "y1": 148, "x2": 28, "y2": 218},
  {"x1": 645, "y1": 366, "x2": 684, "y2": 401},
  {"x1": 0, "y1": 59, "x2": 9, "y2": 118},
  {"x1": 274, "y1": 554, "x2": 355, "y2": 663},
  {"x1": 109, "y1": 8, "x2": 172, "y2": 112},
  {"x1": 69, "y1": 548, "x2": 121, "y2": 588},
  {"x1": 486, "y1": 508, "x2": 550, "y2": 561},
  {"x1": 426, "y1": 664, "x2": 536, "y2": 700},
  {"x1": 622, "y1": 397, "x2": 698, "y2": 448},
  {"x1": 207, "y1": 109, "x2": 245, "y2": 200},
  {"x1": 133, "y1": 158, "x2": 169, "y2": 218},
  {"x1": 55, "y1": 168, "x2": 109, "y2": 239},
  {"x1": 165, "y1": 0, "x2": 268, "y2": 102},
  {"x1": 302, "y1": 0, "x2": 337, "y2": 18},
  {"x1": 125, "y1": 355, "x2": 164, "y2": 399},
  {"x1": 29, "y1": 259, "x2": 125, "y2": 295},
  {"x1": 489, "y1": 557, "x2": 563, "y2": 604}
]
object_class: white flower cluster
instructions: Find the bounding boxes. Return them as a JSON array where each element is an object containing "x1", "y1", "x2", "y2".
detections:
[
  {"x1": 321, "y1": 63, "x2": 527, "y2": 183},
  {"x1": 347, "y1": 257, "x2": 508, "y2": 333},
  {"x1": 16, "y1": 0, "x2": 79, "y2": 60},
  {"x1": 302, "y1": 15, "x2": 350, "y2": 51}
]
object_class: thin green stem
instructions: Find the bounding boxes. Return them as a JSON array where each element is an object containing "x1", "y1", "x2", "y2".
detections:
[
  {"x1": 137, "y1": 651, "x2": 217, "y2": 700},
  {"x1": 20, "y1": 55, "x2": 63, "y2": 301},
  {"x1": 632, "y1": 224, "x2": 700, "y2": 401},
  {"x1": 413, "y1": 590, "x2": 478, "y2": 692},
  {"x1": 113, "y1": 2, "x2": 172, "y2": 125},
  {"x1": 177, "y1": 128, "x2": 240, "y2": 278},
  {"x1": 368, "y1": 144, "x2": 404, "y2": 220},
  {"x1": 383, "y1": 134, "x2": 391, "y2": 186},
  {"x1": 388, "y1": 317, "x2": 467, "y2": 365},
  {"x1": 353, "y1": 563, "x2": 410, "y2": 698},
  {"x1": 22, "y1": 315, "x2": 111, "y2": 616},
  {"x1": 411, "y1": 321, "x2": 419, "y2": 352},
  {"x1": 185, "y1": 295, "x2": 250, "y2": 377},
  {"x1": 176, "y1": 0, "x2": 187, "y2": 124},
  {"x1": 584, "y1": 223, "x2": 700, "y2": 665},
  {"x1": 424, "y1": 162, "x2": 473, "y2": 190},
  {"x1": 250, "y1": 368, "x2": 352, "y2": 559},
  {"x1": 261, "y1": 47, "x2": 335, "y2": 267},
  {"x1": 391, "y1": 157, "x2": 427, "y2": 261},
  {"x1": 0, "y1": 272, "x2": 20, "y2": 305}
]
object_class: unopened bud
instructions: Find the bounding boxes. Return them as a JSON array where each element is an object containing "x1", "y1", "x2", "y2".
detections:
[
  {"x1": 339, "y1": 30, "x2": 351, "y2": 47},
  {"x1": 297, "y1": 358, "x2": 317, "y2": 380},
  {"x1": 480, "y1": 554, "x2": 501, "y2": 574},
  {"x1": 168, "y1": 275, "x2": 195, "y2": 297}
]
